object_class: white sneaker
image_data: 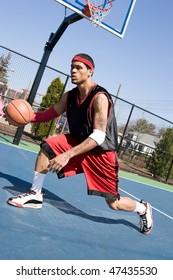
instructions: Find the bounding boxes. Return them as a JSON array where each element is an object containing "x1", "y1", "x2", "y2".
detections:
[
  {"x1": 7, "y1": 190, "x2": 44, "y2": 209},
  {"x1": 138, "y1": 200, "x2": 153, "y2": 234}
]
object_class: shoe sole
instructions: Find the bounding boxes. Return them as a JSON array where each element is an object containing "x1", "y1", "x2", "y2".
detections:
[
  {"x1": 141, "y1": 203, "x2": 153, "y2": 234},
  {"x1": 7, "y1": 200, "x2": 42, "y2": 209}
]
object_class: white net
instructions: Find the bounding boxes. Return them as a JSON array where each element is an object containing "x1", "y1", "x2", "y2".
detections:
[{"x1": 86, "y1": 0, "x2": 113, "y2": 26}]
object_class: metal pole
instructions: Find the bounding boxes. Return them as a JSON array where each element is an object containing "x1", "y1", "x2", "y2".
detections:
[
  {"x1": 165, "y1": 157, "x2": 173, "y2": 183},
  {"x1": 114, "y1": 84, "x2": 121, "y2": 106},
  {"x1": 13, "y1": 13, "x2": 83, "y2": 145},
  {"x1": 117, "y1": 104, "x2": 134, "y2": 154},
  {"x1": 45, "y1": 75, "x2": 70, "y2": 138}
]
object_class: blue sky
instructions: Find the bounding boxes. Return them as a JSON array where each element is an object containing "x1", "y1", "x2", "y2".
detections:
[{"x1": 1, "y1": 0, "x2": 173, "y2": 122}]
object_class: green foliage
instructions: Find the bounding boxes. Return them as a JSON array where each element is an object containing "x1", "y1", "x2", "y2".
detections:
[
  {"x1": 0, "y1": 52, "x2": 12, "y2": 84},
  {"x1": 147, "y1": 128, "x2": 173, "y2": 179},
  {"x1": 129, "y1": 118, "x2": 156, "y2": 134},
  {"x1": 31, "y1": 77, "x2": 64, "y2": 140}
]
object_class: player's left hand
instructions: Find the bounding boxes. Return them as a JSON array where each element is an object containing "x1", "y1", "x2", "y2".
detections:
[{"x1": 48, "y1": 152, "x2": 70, "y2": 173}]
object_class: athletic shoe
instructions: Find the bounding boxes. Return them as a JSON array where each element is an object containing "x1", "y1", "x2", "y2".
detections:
[
  {"x1": 7, "y1": 190, "x2": 44, "y2": 209},
  {"x1": 138, "y1": 200, "x2": 153, "y2": 234}
]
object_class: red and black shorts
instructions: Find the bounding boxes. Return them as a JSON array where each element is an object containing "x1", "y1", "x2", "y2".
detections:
[{"x1": 41, "y1": 134, "x2": 120, "y2": 200}]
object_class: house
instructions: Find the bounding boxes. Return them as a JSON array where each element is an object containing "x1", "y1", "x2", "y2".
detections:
[{"x1": 124, "y1": 131, "x2": 160, "y2": 155}]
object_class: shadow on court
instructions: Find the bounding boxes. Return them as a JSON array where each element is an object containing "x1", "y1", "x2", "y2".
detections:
[
  {"x1": 1, "y1": 142, "x2": 173, "y2": 260},
  {"x1": 3, "y1": 182, "x2": 139, "y2": 230}
]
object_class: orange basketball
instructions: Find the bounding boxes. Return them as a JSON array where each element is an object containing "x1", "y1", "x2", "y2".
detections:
[{"x1": 5, "y1": 99, "x2": 33, "y2": 127}]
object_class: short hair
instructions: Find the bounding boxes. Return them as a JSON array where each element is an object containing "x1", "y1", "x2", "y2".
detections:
[{"x1": 72, "y1": 53, "x2": 95, "y2": 70}]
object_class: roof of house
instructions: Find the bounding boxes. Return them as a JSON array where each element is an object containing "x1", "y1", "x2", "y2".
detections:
[{"x1": 126, "y1": 132, "x2": 160, "y2": 148}]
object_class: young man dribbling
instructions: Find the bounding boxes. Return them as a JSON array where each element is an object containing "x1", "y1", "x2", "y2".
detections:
[{"x1": 6, "y1": 53, "x2": 153, "y2": 234}]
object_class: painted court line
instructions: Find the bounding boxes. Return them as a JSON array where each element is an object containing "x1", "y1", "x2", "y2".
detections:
[
  {"x1": 4, "y1": 143, "x2": 38, "y2": 153},
  {"x1": 1, "y1": 141, "x2": 173, "y2": 221},
  {"x1": 120, "y1": 174, "x2": 173, "y2": 193},
  {"x1": 120, "y1": 187, "x2": 173, "y2": 221}
]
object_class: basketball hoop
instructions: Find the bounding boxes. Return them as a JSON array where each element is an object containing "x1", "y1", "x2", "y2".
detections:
[{"x1": 83, "y1": 0, "x2": 113, "y2": 26}]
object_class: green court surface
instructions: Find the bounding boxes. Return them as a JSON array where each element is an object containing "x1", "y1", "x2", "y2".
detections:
[
  {"x1": 120, "y1": 170, "x2": 173, "y2": 192},
  {"x1": 0, "y1": 132, "x2": 172, "y2": 192},
  {"x1": 0, "y1": 133, "x2": 40, "y2": 153}
]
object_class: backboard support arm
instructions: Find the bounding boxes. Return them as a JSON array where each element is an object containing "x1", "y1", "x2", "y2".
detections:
[{"x1": 13, "y1": 13, "x2": 83, "y2": 145}]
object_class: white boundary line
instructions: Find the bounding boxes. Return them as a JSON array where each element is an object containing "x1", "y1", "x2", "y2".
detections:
[
  {"x1": 0, "y1": 139, "x2": 38, "y2": 154},
  {"x1": 1, "y1": 141, "x2": 173, "y2": 221},
  {"x1": 120, "y1": 174, "x2": 173, "y2": 193},
  {"x1": 120, "y1": 187, "x2": 173, "y2": 221}
]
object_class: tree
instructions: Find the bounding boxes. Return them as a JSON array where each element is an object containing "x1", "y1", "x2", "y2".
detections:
[
  {"x1": 157, "y1": 127, "x2": 168, "y2": 138},
  {"x1": 128, "y1": 118, "x2": 156, "y2": 134},
  {"x1": 147, "y1": 128, "x2": 173, "y2": 179},
  {"x1": 0, "y1": 53, "x2": 12, "y2": 84},
  {"x1": 31, "y1": 77, "x2": 64, "y2": 140}
]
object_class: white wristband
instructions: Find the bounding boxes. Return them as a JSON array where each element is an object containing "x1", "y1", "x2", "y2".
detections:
[{"x1": 89, "y1": 129, "x2": 106, "y2": 145}]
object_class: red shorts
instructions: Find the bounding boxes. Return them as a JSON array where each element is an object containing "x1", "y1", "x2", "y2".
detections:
[{"x1": 42, "y1": 134, "x2": 120, "y2": 200}]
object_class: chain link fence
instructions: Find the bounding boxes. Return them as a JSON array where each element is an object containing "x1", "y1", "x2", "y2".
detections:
[{"x1": 0, "y1": 45, "x2": 173, "y2": 184}]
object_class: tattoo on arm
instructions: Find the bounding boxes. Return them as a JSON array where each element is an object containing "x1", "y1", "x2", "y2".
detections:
[
  {"x1": 67, "y1": 138, "x2": 97, "y2": 159},
  {"x1": 93, "y1": 94, "x2": 109, "y2": 131},
  {"x1": 66, "y1": 94, "x2": 109, "y2": 159}
]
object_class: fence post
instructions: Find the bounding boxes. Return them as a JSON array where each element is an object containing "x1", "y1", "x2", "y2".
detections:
[
  {"x1": 165, "y1": 157, "x2": 173, "y2": 183},
  {"x1": 117, "y1": 104, "x2": 135, "y2": 155}
]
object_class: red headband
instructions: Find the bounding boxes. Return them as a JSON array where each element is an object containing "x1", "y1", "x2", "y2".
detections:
[{"x1": 72, "y1": 55, "x2": 94, "y2": 71}]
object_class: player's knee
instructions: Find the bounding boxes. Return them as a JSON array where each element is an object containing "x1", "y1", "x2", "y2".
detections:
[
  {"x1": 36, "y1": 148, "x2": 50, "y2": 173},
  {"x1": 39, "y1": 147, "x2": 50, "y2": 159},
  {"x1": 105, "y1": 198, "x2": 119, "y2": 210}
]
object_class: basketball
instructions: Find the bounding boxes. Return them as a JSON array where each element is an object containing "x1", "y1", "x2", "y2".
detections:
[{"x1": 5, "y1": 99, "x2": 33, "y2": 127}]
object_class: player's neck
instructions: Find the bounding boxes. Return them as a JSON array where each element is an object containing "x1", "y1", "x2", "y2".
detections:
[{"x1": 77, "y1": 81, "x2": 96, "y2": 101}]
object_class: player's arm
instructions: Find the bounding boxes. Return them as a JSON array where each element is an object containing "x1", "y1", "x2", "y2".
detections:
[
  {"x1": 31, "y1": 92, "x2": 68, "y2": 123},
  {"x1": 48, "y1": 93, "x2": 109, "y2": 173},
  {"x1": 68, "y1": 93, "x2": 109, "y2": 156}
]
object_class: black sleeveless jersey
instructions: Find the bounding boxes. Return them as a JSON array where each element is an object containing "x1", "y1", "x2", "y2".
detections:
[{"x1": 66, "y1": 85, "x2": 118, "y2": 151}]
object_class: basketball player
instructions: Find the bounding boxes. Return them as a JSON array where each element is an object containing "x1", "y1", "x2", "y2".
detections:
[{"x1": 6, "y1": 53, "x2": 153, "y2": 234}]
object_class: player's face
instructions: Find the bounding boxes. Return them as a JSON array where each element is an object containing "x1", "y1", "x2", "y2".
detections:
[{"x1": 70, "y1": 62, "x2": 91, "y2": 85}]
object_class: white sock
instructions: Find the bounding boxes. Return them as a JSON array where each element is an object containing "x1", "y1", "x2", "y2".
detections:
[
  {"x1": 133, "y1": 201, "x2": 146, "y2": 215},
  {"x1": 30, "y1": 171, "x2": 46, "y2": 192}
]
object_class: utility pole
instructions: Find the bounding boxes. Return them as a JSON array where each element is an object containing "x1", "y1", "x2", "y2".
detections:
[{"x1": 114, "y1": 84, "x2": 121, "y2": 106}]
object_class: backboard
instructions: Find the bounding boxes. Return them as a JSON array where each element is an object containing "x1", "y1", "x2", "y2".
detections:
[{"x1": 54, "y1": 0, "x2": 137, "y2": 38}]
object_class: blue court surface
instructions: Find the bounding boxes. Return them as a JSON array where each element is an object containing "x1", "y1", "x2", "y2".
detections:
[{"x1": 0, "y1": 141, "x2": 173, "y2": 260}]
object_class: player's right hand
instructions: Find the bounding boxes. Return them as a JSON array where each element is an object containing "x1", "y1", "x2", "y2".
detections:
[{"x1": 2, "y1": 107, "x2": 10, "y2": 124}]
